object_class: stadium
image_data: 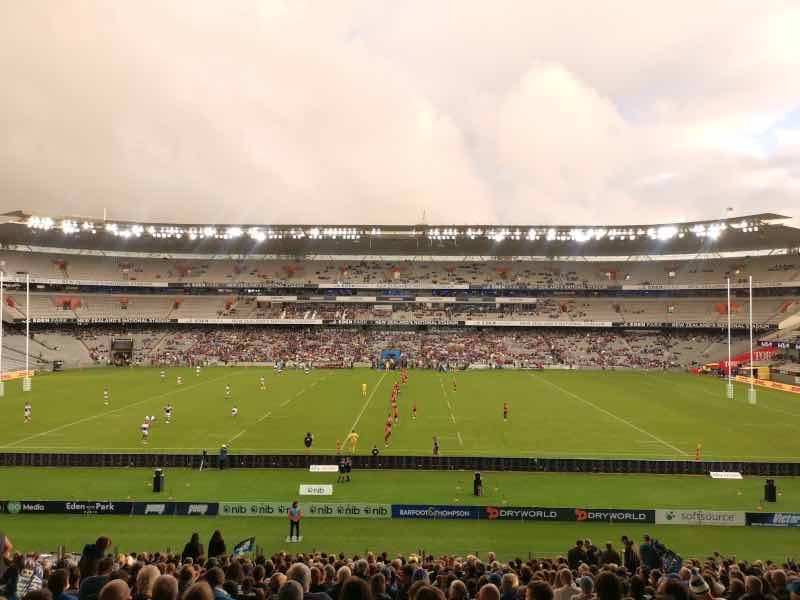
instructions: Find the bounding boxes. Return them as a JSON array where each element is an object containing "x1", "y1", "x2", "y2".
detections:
[
  {"x1": 3, "y1": 4, "x2": 800, "y2": 600},
  {"x1": 2, "y1": 208, "x2": 800, "y2": 564}
]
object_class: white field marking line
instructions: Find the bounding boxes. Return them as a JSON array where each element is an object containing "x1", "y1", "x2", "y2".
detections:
[
  {"x1": 439, "y1": 378, "x2": 457, "y2": 424},
  {"x1": 534, "y1": 375, "x2": 689, "y2": 456},
  {"x1": 226, "y1": 430, "x2": 247, "y2": 445},
  {"x1": 457, "y1": 432, "x2": 464, "y2": 446},
  {"x1": 228, "y1": 376, "x2": 321, "y2": 445},
  {"x1": 346, "y1": 372, "x2": 388, "y2": 436},
  {"x1": 1, "y1": 372, "x2": 233, "y2": 449}
]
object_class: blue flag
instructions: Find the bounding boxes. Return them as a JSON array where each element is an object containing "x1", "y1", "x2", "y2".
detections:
[{"x1": 232, "y1": 537, "x2": 256, "y2": 556}]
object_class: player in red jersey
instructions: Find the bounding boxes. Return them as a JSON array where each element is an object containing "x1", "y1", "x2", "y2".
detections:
[
  {"x1": 452, "y1": 378, "x2": 457, "y2": 392},
  {"x1": 412, "y1": 399, "x2": 417, "y2": 420},
  {"x1": 503, "y1": 401, "x2": 509, "y2": 422},
  {"x1": 392, "y1": 398, "x2": 399, "y2": 424},
  {"x1": 384, "y1": 414, "x2": 393, "y2": 447}
]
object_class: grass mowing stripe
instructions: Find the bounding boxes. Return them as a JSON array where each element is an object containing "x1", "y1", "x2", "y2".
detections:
[
  {"x1": 534, "y1": 374, "x2": 689, "y2": 456},
  {"x1": 0, "y1": 371, "x2": 235, "y2": 449}
]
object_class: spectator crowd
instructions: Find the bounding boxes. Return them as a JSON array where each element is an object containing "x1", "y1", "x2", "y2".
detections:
[{"x1": 2, "y1": 530, "x2": 799, "y2": 600}]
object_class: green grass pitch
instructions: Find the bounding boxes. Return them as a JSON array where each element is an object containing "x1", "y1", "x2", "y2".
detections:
[
  {"x1": 1, "y1": 367, "x2": 799, "y2": 559},
  {"x1": 1, "y1": 367, "x2": 798, "y2": 459}
]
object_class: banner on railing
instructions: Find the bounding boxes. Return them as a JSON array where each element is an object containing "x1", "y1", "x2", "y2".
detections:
[{"x1": 0, "y1": 370, "x2": 35, "y2": 382}]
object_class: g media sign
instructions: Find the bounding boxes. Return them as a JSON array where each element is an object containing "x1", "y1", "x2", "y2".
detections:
[{"x1": 574, "y1": 508, "x2": 654, "y2": 523}]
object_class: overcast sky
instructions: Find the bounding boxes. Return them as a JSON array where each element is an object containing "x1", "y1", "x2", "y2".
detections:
[{"x1": 1, "y1": 1, "x2": 799, "y2": 225}]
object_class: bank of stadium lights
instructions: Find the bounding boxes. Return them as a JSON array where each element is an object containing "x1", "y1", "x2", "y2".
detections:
[{"x1": 427, "y1": 228, "x2": 459, "y2": 241}]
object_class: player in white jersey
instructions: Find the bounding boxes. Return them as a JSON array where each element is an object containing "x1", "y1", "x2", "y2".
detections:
[
  {"x1": 225, "y1": 384, "x2": 231, "y2": 400},
  {"x1": 260, "y1": 376, "x2": 266, "y2": 391},
  {"x1": 160, "y1": 369, "x2": 166, "y2": 382},
  {"x1": 177, "y1": 376, "x2": 183, "y2": 385},
  {"x1": 196, "y1": 365, "x2": 201, "y2": 376},
  {"x1": 141, "y1": 419, "x2": 150, "y2": 443},
  {"x1": 304, "y1": 363, "x2": 311, "y2": 374},
  {"x1": 164, "y1": 404, "x2": 173, "y2": 424},
  {"x1": 103, "y1": 386, "x2": 110, "y2": 406},
  {"x1": 231, "y1": 406, "x2": 238, "y2": 417},
  {"x1": 24, "y1": 402, "x2": 32, "y2": 423}
]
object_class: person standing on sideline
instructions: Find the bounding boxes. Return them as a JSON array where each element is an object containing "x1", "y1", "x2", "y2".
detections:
[
  {"x1": 288, "y1": 501, "x2": 303, "y2": 541},
  {"x1": 219, "y1": 445, "x2": 228, "y2": 470}
]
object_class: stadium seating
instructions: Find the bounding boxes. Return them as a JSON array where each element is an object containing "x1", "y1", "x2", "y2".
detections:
[{"x1": 2, "y1": 250, "x2": 799, "y2": 287}]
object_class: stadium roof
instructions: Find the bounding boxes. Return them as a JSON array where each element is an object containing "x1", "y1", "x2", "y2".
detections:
[{"x1": 1, "y1": 210, "x2": 798, "y2": 258}]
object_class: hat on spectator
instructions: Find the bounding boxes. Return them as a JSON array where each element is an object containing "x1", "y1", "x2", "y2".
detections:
[{"x1": 690, "y1": 573, "x2": 710, "y2": 595}]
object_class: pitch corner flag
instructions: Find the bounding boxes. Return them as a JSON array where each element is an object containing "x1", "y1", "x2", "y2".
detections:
[{"x1": 233, "y1": 537, "x2": 256, "y2": 556}]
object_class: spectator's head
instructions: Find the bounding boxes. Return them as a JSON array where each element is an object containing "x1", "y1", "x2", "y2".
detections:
[
  {"x1": 578, "y1": 577, "x2": 593, "y2": 597},
  {"x1": 575, "y1": 540, "x2": 584, "y2": 548},
  {"x1": 409, "y1": 581, "x2": 428, "y2": 600},
  {"x1": 205, "y1": 568, "x2": 225, "y2": 590},
  {"x1": 98, "y1": 558, "x2": 115, "y2": 576},
  {"x1": 23, "y1": 591, "x2": 54, "y2": 600},
  {"x1": 136, "y1": 565, "x2": 161, "y2": 599},
  {"x1": 526, "y1": 581, "x2": 554, "y2": 600},
  {"x1": 448, "y1": 580, "x2": 467, "y2": 600},
  {"x1": 659, "y1": 581, "x2": 688, "y2": 600},
  {"x1": 745, "y1": 577, "x2": 763, "y2": 596},
  {"x1": 727, "y1": 579, "x2": 745, "y2": 600},
  {"x1": 279, "y1": 581, "x2": 304, "y2": 600},
  {"x1": 478, "y1": 583, "x2": 500, "y2": 600},
  {"x1": 341, "y1": 577, "x2": 374, "y2": 600},
  {"x1": 354, "y1": 559, "x2": 369, "y2": 580},
  {"x1": 788, "y1": 579, "x2": 800, "y2": 600},
  {"x1": 99, "y1": 580, "x2": 132, "y2": 600},
  {"x1": 96, "y1": 537, "x2": 112, "y2": 552},
  {"x1": 287, "y1": 563, "x2": 312, "y2": 593},
  {"x1": 47, "y1": 569, "x2": 70, "y2": 596},
  {"x1": 182, "y1": 582, "x2": 214, "y2": 600},
  {"x1": 152, "y1": 576, "x2": 178, "y2": 600},
  {"x1": 270, "y1": 573, "x2": 287, "y2": 595},
  {"x1": 416, "y1": 586, "x2": 446, "y2": 600},
  {"x1": 370, "y1": 573, "x2": 387, "y2": 596},
  {"x1": 338, "y1": 566, "x2": 353, "y2": 584},
  {"x1": 596, "y1": 572, "x2": 622, "y2": 600},
  {"x1": 225, "y1": 562, "x2": 243, "y2": 583},
  {"x1": 69, "y1": 566, "x2": 82, "y2": 590},
  {"x1": 556, "y1": 570, "x2": 573, "y2": 587}
]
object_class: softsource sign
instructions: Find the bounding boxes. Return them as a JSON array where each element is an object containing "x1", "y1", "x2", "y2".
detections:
[
  {"x1": 574, "y1": 508, "x2": 654, "y2": 523},
  {"x1": 392, "y1": 504, "x2": 483, "y2": 520},
  {"x1": 656, "y1": 509, "x2": 745, "y2": 527},
  {"x1": 220, "y1": 502, "x2": 390, "y2": 518},
  {"x1": 746, "y1": 512, "x2": 800, "y2": 528},
  {"x1": 485, "y1": 506, "x2": 573, "y2": 521}
]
